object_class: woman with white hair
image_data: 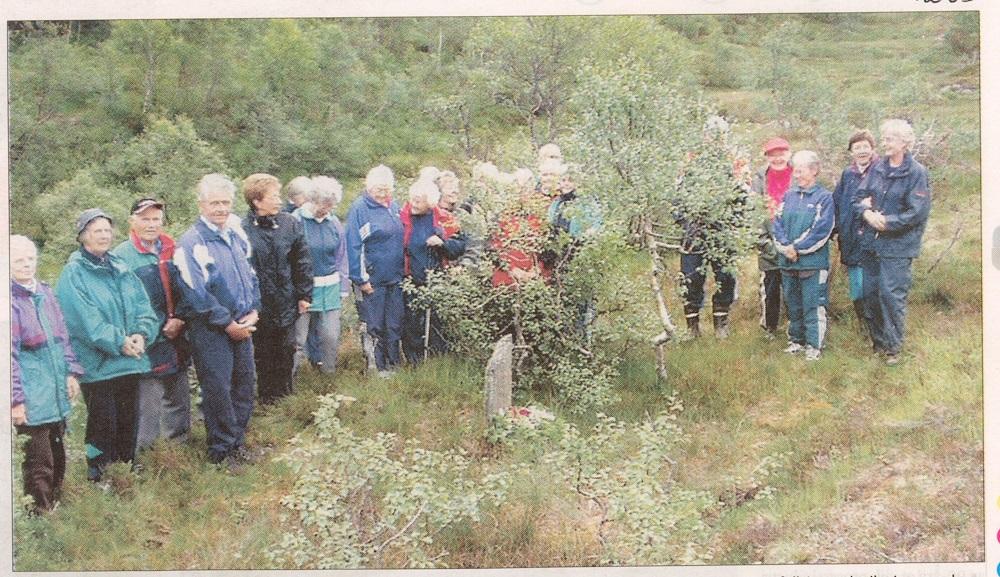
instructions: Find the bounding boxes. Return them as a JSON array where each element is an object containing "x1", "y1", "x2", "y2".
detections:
[
  {"x1": 400, "y1": 178, "x2": 466, "y2": 363},
  {"x1": 772, "y1": 150, "x2": 835, "y2": 361},
  {"x1": 855, "y1": 118, "x2": 932, "y2": 365},
  {"x1": 293, "y1": 176, "x2": 350, "y2": 374},
  {"x1": 346, "y1": 165, "x2": 405, "y2": 377},
  {"x1": 283, "y1": 176, "x2": 312, "y2": 214}
]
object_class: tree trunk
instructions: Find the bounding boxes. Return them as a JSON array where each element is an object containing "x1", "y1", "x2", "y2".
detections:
[{"x1": 643, "y1": 218, "x2": 675, "y2": 380}]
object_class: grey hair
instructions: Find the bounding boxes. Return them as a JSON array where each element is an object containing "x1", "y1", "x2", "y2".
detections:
[
  {"x1": 310, "y1": 175, "x2": 343, "y2": 205},
  {"x1": 538, "y1": 158, "x2": 567, "y2": 177},
  {"x1": 196, "y1": 173, "x2": 237, "y2": 201},
  {"x1": 791, "y1": 150, "x2": 821, "y2": 172},
  {"x1": 879, "y1": 118, "x2": 916, "y2": 149},
  {"x1": 409, "y1": 178, "x2": 441, "y2": 206},
  {"x1": 285, "y1": 176, "x2": 313, "y2": 202},
  {"x1": 10, "y1": 234, "x2": 37, "y2": 256},
  {"x1": 365, "y1": 164, "x2": 395, "y2": 191},
  {"x1": 418, "y1": 166, "x2": 441, "y2": 182},
  {"x1": 538, "y1": 143, "x2": 562, "y2": 163}
]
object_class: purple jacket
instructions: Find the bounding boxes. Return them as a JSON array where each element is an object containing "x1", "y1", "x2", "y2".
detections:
[{"x1": 11, "y1": 281, "x2": 84, "y2": 424}]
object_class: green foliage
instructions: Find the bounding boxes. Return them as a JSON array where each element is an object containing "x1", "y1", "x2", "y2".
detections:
[
  {"x1": 269, "y1": 394, "x2": 516, "y2": 568},
  {"x1": 945, "y1": 12, "x2": 979, "y2": 61}
]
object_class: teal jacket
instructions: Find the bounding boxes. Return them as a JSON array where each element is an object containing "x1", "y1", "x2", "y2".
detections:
[
  {"x1": 56, "y1": 249, "x2": 159, "y2": 384},
  {"x1": 772, "y1": 183, "x2": 835, "y2": 271}
]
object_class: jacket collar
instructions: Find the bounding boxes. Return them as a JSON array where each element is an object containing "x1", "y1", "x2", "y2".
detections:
[
  {"x1": 70, "y1": 248, "x2": 129, "y2": 275},
  {"x1": 874, "y1": 152, "x2": 913, "y2": 178},
  {"x1": 363, "y1": 192, "x2": 395, "y2": 210},
  {"x1": 790, "y1": 183, "x2": 823, "y2": 197},
  {"x1": 129, "y1": 230, "x2": 175, "y2": 258},
  {"x1": 850, "y1": 154, "x2": 879, "y2": 176},
  {"x1": 11, "y1": 280, "x2": 41, "y2": 298},
  {"x1": 248, "y1": 209, "x2": 280, "y2": 229}
]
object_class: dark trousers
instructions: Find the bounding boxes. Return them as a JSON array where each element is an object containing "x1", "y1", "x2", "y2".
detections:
[
  {"x1": 253, "y1": 323, "x2": 296, "y2": 404},
  {"x1": 680, "y1": 253, "x2": 736, "y2": 316},
  {"x1": 16, "y1": 421, "x2": 66, "y2": 512},
  {"x1": 81, "y1": 375, "x2": 140, "y2": 477},
  {"x1": 402, "y1": 290, "x2": 446, "y2": 365},
  {"x1": 878, "y1": 256, "x2": 914, "y2": 355},
  {"x1": 860, "y1": 250, "x2": 889, "y2": 352},
  {"x1": 364, "y1": 283, "x2": 404, "y2": 370},
  {"x1": 759, "y1": 268, "x2": 783, "y2": 332},
  {"x1": 188, "y1": 321, "x2": 256, "y2": 462}
]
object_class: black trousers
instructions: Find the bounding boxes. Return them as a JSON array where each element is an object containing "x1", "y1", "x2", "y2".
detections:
[
  {"x1": 759, "y1": 268, "x2": 783, "y2": 333},
  {"x1": 253, "y1": 323, "x2": 296, "y2": 404},
  {"x1": 16, "y1": 421, "x2": 67, "y2": 512},
  {"x1": 81, "y1": 375, "x2": 140, "y2": 476}
]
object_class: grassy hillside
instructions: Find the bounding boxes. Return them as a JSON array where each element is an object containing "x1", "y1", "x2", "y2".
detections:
[{"x1": 11, "y1": 12, "x2": 981, "y2": 569}]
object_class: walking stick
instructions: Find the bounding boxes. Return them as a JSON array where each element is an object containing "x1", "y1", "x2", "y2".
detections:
[{"x1": 423, "y1": 307, "x2": 432, "y2": 361}]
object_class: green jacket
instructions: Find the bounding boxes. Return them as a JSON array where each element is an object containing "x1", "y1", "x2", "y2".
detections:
[{"x1": 56, "y1": 249, "x2": 159, "y2": 384}]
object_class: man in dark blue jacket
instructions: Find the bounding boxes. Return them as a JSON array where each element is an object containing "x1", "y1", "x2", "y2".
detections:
[
  {"x1": 832, "y1": 130, "x2": 878, "y2": 332},
  {"x1": 174, "y1": 174, "x2": 260, "y2": 469},
  {"x1": 855, "y1": 119, "x2": 932, "y2": 365},
  {"x1": 346, "y1": 165, "x2": 406, "y2": 377}
]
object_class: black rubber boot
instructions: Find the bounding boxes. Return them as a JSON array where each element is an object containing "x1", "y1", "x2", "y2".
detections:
[
  {"x1": 685, "y1": 314, "x2": 700, "y2": 338},
  {"x1": 852, "y1": 299, "x2": 867, "y2": 337},
  {"x1": 713, "y1": 311, "x2": 730, "y2": 339}
]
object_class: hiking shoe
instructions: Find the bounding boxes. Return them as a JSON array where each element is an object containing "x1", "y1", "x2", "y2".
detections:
[
  {"x1": 377, "y1": 370, "x2": 395, "y2": 379},
  {"x1": 783, "y1": 342, "x2": 805, "y2": 354},
  {"x1": 233, "y1": 445, "x2": 258, "y2": 464},
  {"x1": 885, "y1": 353, "x2": 900, "y2": 366},
  {"x1": 763, "y1": 330, "x2": 777, "y2": 341},
  {"x1": 221, "y1": 454, "x2": 245, "y2": 475},
  {"x1": 804, "y1": 346, "x2": 821, "y2": 361}
]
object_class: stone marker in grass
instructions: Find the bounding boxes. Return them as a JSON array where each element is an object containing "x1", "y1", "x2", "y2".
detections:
[{"x1": 485, "y1": 334, "x2": 513, "y2": 423}]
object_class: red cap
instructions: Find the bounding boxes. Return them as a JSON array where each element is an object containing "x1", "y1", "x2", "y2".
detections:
[{"x1": 763, "y1": 137, "x2": 790, "y2": 155}]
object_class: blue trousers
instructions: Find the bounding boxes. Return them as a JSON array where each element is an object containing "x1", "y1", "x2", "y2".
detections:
[
  {"x1": 680, "y1": 253, "x2": 736, "y2": 316},
  {"x1": 782, "y1": 269, "x2": 829, "y2": 349},
  {"x1": 402, "y1": 290, "x2": 446, "y2": 365},
  {"x1": 364, "y1": 283, "x2": 403, "y2": 370},
  {"x1": 876, "y1": 256, "x2": 913, "y2": 355},
  {"x1": 188, "y1": 321, "x2": 256, "y2": 462}
]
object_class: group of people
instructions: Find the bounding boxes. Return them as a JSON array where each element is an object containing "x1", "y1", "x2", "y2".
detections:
[
  {"x1": 10, "y1": 143, "x2": 590, "y2": 512},
  {"x1": 11, "y1": 118, "x2": 930, "y2": 513},
  {"x1": 683, "y1": 117, "x2": 932, "y2": 363}
]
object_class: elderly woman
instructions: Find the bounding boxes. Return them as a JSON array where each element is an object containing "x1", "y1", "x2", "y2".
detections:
[
  {"x1": 772, "y1": 151, "x2": 835, "y2": 361},
  {"x1": 855, "y1": 119, "x2": 932, "y2": 365},
  {"x1": 401, "y1": 178, "x2": 466, "y2": 363},
  {"x1": 751, "y1": 137, "x2": 793, "y2": 339},
  {"x1": 832, "y1": 129, "x2": 878, "y2": 330},
  {"x1": 11, "y1": 235, "x2": 83, "y2": 512},
  {"x1": 346, "y1": 165, "x2": 405, "y2": 377},
  {"x1": 56, "y1": 209, "x2": 158, "y2": 481},
  {"x1": 283, "y1": 176, "x2": 312, "y2": 214},
  {"x1": 293, "y1": 176, "x2": 350, "y2": 374},
  {"x1": 437, "y1": 170, "x2": 485, "y2": 269}
]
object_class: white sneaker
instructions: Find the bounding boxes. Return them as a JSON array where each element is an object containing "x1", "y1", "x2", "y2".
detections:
[
  {"x1": 783, "y1": 342, "x2": 805, "y2": 354},
  {"x1": 804, "y1": 346, "x2": 821, "y2": 361},
  {"x1": 377, "y1": 370, "x2": 395, "y2": 379}
]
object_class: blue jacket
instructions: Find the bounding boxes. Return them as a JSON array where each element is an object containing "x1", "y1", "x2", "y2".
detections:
[
  {"x1": 11, "y1": 281, "x2": 84, "y2": 425},
  {"x1": 832, "y1": 158, "x2": 878, "y2": 266},
  {"x1": 174, "y1": 216, "x2": 261, "y2": 329},
  {"x1": 56, "y1": 250, "x2": 159, "y2": 384},
  {"x1": 112, "y1": 232, "x2": 189, "y2": 376},
  {"x1": 855, "y1": 153, "x2": 932, "y2": 259},
  {"x1": 346, "y1": 192, "x2": 405, "y2": 287},
  {"x1": 772, "y1": 183, "x2": 835, "y2": 271},
  {"x1": 294, "y1": 205, "x2": 350, "y2": 312},
  {"x1": 401, "y1": 204, "x2": 466, "y2": 286}
]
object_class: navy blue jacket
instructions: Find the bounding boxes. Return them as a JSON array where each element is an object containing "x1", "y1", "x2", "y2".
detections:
[
  {"x1": 346, "y1": 192, "x2": 405, "y2": 287},
  {"x1": 772, "y1": 183, "x2": 835, "y2": 271},
  {"x1": 832, "y1": 158, "x2": 877, "y2": 266},
  {"x1": 401, "y1": 205, "x2": 466, "y2": 286},
  {"x1": 174, "y1": 216, "x2": 261, "y2": 329},
  {"x1": 854, "y1": 153, "x2": 932, "y2": 259}
]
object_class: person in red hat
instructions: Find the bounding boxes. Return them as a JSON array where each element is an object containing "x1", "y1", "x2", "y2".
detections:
[{"x1": 751, "y1": 137, "x2": 792, "y2": 339}]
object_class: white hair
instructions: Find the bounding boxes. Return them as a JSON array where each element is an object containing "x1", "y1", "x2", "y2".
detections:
[
  {"x1": 310, "y1": 175, "x2": 343, "y2": 205},
  {"x1": 538, "y1": 158, "x2": 567, "y2": 177},
  {"x1": 513, "y1": 168, "x2": 535, "y2": 186},
  {"x1": 880, "y1": 118, "x2": 916, "y2": 149},
  {"x1": 418, "y1": 166, "x2": 441, "y2": 182},
  {"x1": 472, "y1": 162, "x2": 500, "y2": 182},
  {"x1": 365, "y1": 164, "x2": 395, "y2": 191},
  {"x1": 791, "y1": 150, "x2": 821, "y2": 172},
  {"x1": 10, "y1": 235, "x2": 37, "y2": 256},
  {"x1": 196, "y1": 173, "x2": 236, "y2": 201},
  {"x1": 409, "y1": 178, "x2": 441, "y2": 206},
  {"x1": 538, "y1": 143, "x2": 562, "y2": 163},
  {"x1": 285, "y1": 176, "x2": 314, "y2": 202}
]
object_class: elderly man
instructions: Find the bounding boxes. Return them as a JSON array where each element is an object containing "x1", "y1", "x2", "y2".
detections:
[
  {"x1": 855, "y1": 118, "x2": 932, "y2": 365},
  {"x1": 346, "y1": 165, "x2": 405, "y2": 377},
  {"x1": 174, "y1": 174, "x2": 260, "y2": 469},
  {"x1": 112, "y1": 198, "x2": 191, "y2": 451},
  {"x1": 242, "y1": 173, "x2": 312, "y2": 403},
  {"x1": 57, "y1": 209, "x2": 159, "y2": 481}
]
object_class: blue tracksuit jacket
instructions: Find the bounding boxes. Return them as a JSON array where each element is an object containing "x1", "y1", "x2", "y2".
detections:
[{"x1": 772, "y1": 183, "x2": 835, "y2": 271}]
